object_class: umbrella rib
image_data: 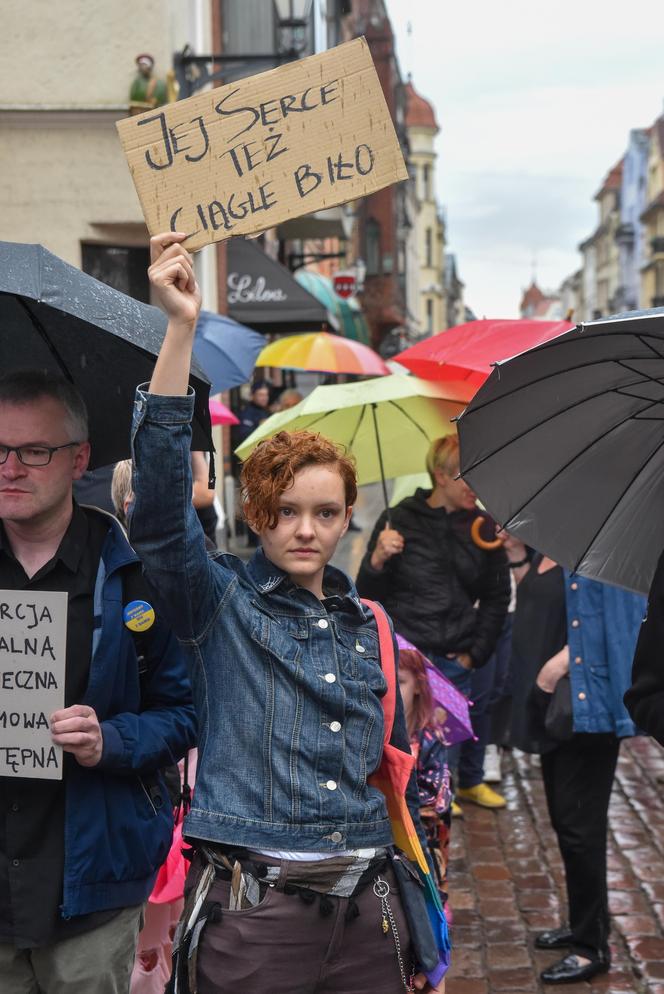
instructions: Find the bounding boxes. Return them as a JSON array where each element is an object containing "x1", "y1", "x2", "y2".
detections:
[
  {"x1": 616, "y1": 358, "x2": 664, "y2": 387},
  {"x1": 16, "y1": 297, "x2": 75, "y2": 383},
  {"x1": 570, "y1": 432, "x2": 664, "y2": 575},
  {"x1": 462, "y1": 374, "x2": 655, "y2": 476},
  {"x1": 464, "y1": 351, "x2": 664, "y2": 416},
  {"x1": 496, "y1": 395, "x2": 664, "y2": 529},
  {"x1": 348, "y1": 405, "x2": 368, "y2": 449},
  {"x1": 615, "y1": 388, "x2": 664, "y2": 404},
  {"x1": 388, "y1": 400, "x2": 437, "y2": 439},
  {"x1": 634, "y1": 333, "x2": 664, "y2": 360}
]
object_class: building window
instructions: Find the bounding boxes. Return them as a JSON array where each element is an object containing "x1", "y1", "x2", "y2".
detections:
[
  {"x1": 426, "y1": 298, "x2": 434, "y2": 333},
  {"x1": 81, "y1": 244, "x2": 150, "y2": 302},
  {"x1": 365, "y1": 218, "x2": 381, "y2": 275},
  {"x1": 423, "y1": 164, "x2": 430, "y2": 201},
  {"x1": 425, "y1": 227, "x2": 433, "y2": 268}
]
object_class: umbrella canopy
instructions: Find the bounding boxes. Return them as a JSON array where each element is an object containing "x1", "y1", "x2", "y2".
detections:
[
  {"x1": 209, "y1": 398, "x2": 239, "y2": 426},
  {"x1": 395, "y1": 634, "x2": 473, "y2": 746},
  {"x1": 235, "y1": 375, "x2": 467, "y2": 504},
  {"x1": 0, "y1": 241, "x2": 213, "y2": 468},
  {"x1": 193, "y1": 310, "x2": 265, "y2": 394},
  {"x1": 457, "y1": 310, "x2": 664, "y2": 594},
  {"x1": 395, "y1": 318, "x2": 574, "y2": 387},
  {"x1": 256, "y1": 332, "x2": 390, "y2": 376}
]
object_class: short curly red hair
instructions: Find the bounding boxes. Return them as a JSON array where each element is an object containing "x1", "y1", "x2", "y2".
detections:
[{"x1": 240, "y1": 430, "x2": 357, "y2": 532}]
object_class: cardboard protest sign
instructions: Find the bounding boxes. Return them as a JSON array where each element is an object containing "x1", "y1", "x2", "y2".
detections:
[
  {"x1": 117, "y1": 37, "x2": 408, "y2": 251},
  {"x1": 0, "y1": 590, "x2": 67, "y2": 779}
]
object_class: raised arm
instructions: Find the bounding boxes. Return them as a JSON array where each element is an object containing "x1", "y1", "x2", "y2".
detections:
[
  {"x1": 148, "y1": 232, "x2": 201, "y2": 396},
  {"x1": 130, "y1": 233, "x2": 235, "y2": 642}
]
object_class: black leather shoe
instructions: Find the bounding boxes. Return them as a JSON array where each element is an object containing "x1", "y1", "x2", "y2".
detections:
[
  {"x1": 540, "y1": 954, "x2": 610, "y2": 985},
  {"x1": 535, "y1": 927, "x2": 574, "y2": 950}
]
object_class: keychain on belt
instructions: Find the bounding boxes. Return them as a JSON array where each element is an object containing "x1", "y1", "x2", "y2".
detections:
[{"x1": 373, "y1": 875, "x2": 415, "y2": 993}]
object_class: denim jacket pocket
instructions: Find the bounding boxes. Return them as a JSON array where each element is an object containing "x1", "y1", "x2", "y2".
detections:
[{"x1": 249, "y1": 603, "x2": 307, "y2": 665}]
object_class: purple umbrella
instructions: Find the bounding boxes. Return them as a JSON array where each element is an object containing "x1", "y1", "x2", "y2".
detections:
[{"x1": 396, "y1": 634, "x2": 475, "y2": 746}]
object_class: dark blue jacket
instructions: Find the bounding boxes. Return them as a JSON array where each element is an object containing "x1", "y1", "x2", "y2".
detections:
[{"x1": 61, "y1": 510, "x2": 196, "y2": 918}]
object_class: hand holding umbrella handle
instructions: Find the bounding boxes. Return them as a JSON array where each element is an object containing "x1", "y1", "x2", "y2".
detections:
[{"x1": 470, "y1": 515, "x2": 504, "y2": 551}]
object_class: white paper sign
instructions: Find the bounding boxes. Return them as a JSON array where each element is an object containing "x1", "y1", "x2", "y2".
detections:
[{"x1": 0, "y1": 590, "x2": 68, "y2": 779}]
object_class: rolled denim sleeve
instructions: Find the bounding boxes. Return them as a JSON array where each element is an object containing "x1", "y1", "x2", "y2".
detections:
[{"x1": 129, "y1": 385, "x2": 235, "y2": 643}]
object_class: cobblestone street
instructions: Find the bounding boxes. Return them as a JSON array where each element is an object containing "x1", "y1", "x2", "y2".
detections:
[{"x1": 446, "y1": 740, "x2": 664, "y2": 994}]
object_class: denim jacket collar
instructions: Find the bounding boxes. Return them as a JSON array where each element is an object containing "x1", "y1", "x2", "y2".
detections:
[{"x1": 245, "y1": 547, "x2": 366, "y2": 619}]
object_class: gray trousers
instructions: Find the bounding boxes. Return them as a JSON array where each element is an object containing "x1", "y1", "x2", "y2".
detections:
[{"x1": 0, "y1": 905, "x2": 143, "y2": 994}]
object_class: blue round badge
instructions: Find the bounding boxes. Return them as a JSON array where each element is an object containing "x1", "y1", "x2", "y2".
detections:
[{"x1": 123, "y1": 599, "x2": 155, "y2": 633}]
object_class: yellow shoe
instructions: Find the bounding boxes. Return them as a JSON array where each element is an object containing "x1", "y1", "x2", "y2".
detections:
[
  {"x1": 451, "y1": 800, "x2": 463, "y2": 818},
  {"x1": 456, "y1": 783, "x2": 507, "y2": 809}
]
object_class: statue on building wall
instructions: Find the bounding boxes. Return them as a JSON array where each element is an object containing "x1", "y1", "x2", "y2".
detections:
[{"x1": 129, "y1": 54, "x2": 170, "y2": 116}]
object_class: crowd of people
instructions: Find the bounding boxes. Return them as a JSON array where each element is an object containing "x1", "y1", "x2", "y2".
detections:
[{"x1": 0, "y1": 231, "x2": 662, "y2": 994}]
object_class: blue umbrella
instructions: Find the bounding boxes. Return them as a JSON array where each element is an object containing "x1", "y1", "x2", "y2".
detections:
[{"x1": 193, "y1": 310, "x2": 265, "y2": 393}]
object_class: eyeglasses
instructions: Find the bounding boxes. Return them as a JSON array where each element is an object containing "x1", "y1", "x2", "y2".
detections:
[{"x1": 0, "y1": 442, "x2": 81, "y2": 467}]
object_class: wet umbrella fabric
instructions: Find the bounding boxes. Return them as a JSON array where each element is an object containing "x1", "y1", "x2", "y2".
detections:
[
  {"x1": 0, "y1": 241, "x2": 213, "y2": 468},
  {"x1": 193, "y1": 311, "x2": 266, "y2": 394},
  {"x1": 457, "y1": 310, "x2": 664, "y2": 594}
]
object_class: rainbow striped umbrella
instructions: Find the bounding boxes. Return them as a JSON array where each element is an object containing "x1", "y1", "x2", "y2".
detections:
[{"x1": 256, "y1": 331, "x2": 389, "y2": 376}]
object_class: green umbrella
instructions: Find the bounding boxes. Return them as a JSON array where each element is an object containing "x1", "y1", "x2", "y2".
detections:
[{"x1": 235, "y1": 375, "x2": 467, "y2": 514}]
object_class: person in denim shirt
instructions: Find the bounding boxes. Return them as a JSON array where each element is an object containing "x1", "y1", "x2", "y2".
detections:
[
  {"x1": 128, "y1": 234, "x2": 442, "y2": 994},
  {"x1": 521, "y1": 561, "x2": 645, "y2": 986}
]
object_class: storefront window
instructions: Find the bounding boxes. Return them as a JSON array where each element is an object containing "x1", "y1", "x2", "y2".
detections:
[{"x1": 81, "y1": 244, "x2": 150, "y2": 302}]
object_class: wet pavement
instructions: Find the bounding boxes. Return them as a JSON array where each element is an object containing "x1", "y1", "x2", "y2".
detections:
[
  {"x1": 228, "y1": 486, "x2": 664, "y2": 993},
  {"x1": 446, "y1": 741, "x2": 664, "y2": 994}
]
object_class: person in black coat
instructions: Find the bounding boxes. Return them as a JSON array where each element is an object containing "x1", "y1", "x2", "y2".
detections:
[
  {"x1": 357, "y1": 435, "x2": 510, "y2": 808},
  {"x1": 624, "y1": 550, "x2": 664, "y2": 740}
]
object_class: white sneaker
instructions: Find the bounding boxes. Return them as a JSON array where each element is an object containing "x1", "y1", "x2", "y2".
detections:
[{"x1": 483, "y1": 744, "x2": 502, "y2": 783}]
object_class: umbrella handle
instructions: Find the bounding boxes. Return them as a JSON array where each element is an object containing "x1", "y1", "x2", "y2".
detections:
[{"x1": 470, "y1": 516, "x2": 504, "y2": 551}]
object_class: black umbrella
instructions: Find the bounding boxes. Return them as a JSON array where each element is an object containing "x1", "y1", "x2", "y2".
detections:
[
  {"x1": 0, "y1": 241, "x2": 213, "y2": 469},
  {"x1": 457, "y1": 309, "x2": 664, "y2": 595}
]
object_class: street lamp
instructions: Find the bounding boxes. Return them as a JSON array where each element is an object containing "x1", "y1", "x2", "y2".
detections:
[
  {"x1": 174, "y1": 0, "x2": 314, "y2": 98},
  {"x1": 273, "y1": 0, "x2": 314, "y2": 55}
]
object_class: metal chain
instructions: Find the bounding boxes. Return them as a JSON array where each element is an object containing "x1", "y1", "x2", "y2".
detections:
[{"x1": 373, "y1": 876, "x2": 415, "y2": 993}]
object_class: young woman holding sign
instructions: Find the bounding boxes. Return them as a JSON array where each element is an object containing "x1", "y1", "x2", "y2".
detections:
[{"x1": 128, "y1": 233, "x2": 448, "y2": 994}]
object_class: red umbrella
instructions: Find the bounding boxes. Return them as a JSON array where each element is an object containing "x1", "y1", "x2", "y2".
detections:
[
  {"x1": 395, "y1": 319, "x2": 574, "y2": 388},
  {"x1": 209, "y1": 398, "x2": 239, "y2": 426}
]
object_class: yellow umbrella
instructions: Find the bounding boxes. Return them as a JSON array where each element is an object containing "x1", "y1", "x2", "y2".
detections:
[{"x1": 235, "y1": 374, "x2": 470, "y2": 514}]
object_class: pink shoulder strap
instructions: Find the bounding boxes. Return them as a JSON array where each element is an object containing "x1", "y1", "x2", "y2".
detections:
[{"x1": 360, "y1": 598, "x2": 396, "y2": 747}]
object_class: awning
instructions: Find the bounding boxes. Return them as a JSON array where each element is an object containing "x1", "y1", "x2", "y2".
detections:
[
  {"x1": 295, "y1": 270, "x2": 371, "y2": 345},
  {"x1": 226, "y1": 240, "x2": 335, "y2": 334}
]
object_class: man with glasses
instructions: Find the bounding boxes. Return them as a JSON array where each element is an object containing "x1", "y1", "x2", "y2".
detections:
[{"x1": 0, "y1": 370, "x2": 196, "y2": 994}]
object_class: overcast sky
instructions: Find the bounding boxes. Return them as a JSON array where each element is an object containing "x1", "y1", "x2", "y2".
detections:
[{"x1": 387, "y1": 0, "x2": 664, "y2": 318}]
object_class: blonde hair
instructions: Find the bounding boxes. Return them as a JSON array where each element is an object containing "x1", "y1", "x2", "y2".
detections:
[
  {"x1": 426, "y1": 435, "x2": 459, "y2": 485},
  {"x1": 111, "y1": 459, "x2": 133, "y2": 526}
]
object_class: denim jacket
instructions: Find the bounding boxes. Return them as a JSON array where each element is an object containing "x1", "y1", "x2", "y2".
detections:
[
  {"x1": 565, "y1": 572, "x2": 645, "y2": 737},
  {"x1": 130, "y1": 388, "x2": 423, "y2": 853}
]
